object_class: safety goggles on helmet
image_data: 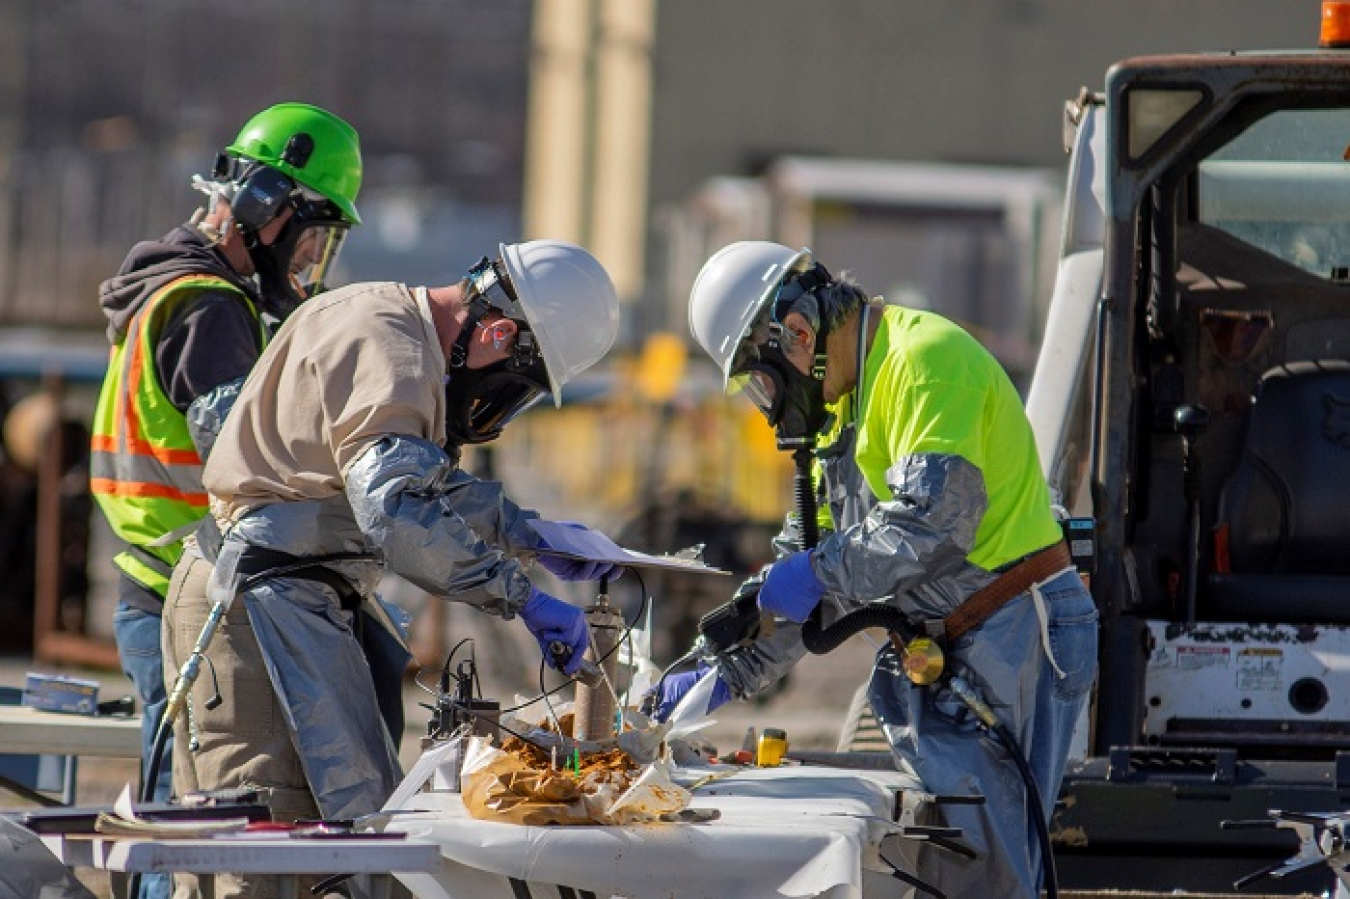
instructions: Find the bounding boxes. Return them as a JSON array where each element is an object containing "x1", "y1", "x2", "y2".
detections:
[
  {"x1": 447, "y1": 256, "x2": 526, "y2": 370},
  {"x1": 769, "y1": 261, "x2": 833, "y2": 323},
  {"x1": 466, "y1": 256, "x2": 525, "y2": 320},
  {"x1": 223, "y1": 159, "x2": 352, "y2": 317}
]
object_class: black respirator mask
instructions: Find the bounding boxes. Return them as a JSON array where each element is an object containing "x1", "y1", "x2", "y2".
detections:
[
  {"x1": 248, "y1": 203, "x2": 348, "y2": 319},
  {"x1": 732, "y1": 338, "x2": 830, "y2": 449},
  {"x1": 443, "y1": 258, "x2": 552, "y2": 447},
  {"x1": 730, "y1": 263, "x2": 834, "y2": 449}
]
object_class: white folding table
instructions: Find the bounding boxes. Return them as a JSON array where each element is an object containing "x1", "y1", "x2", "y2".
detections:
[
  {"x1": 41, "y1": 833, "x2": 442, "y2": 899},
  {"x1": 0, "y1": 704, "x2": 141, "y2": 758},
  {"x1": 389, "y1": 765, "x2": 935, "y2": 899},
  {"x1": 0, "y1": 704, "x2": 141, "y2": 804}
]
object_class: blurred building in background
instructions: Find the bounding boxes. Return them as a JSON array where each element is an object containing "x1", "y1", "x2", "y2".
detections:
[
  {"x1": 0, "y1": 0, "x2": 1318, "y2": 665},
  {"x1": 0, "y1": 0, "x2": 532, "y2": 327}
]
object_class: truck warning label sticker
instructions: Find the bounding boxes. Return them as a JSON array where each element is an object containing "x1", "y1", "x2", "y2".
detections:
[
  {"x1": 1236, "y1": 647, "x2": 1283, "y2": 691},
  {"x1": 1174, "y1": 645, "x2": 1230, "y2": 670}
]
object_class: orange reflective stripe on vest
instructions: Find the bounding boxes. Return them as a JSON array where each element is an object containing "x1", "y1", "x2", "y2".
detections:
[{"x1": 90, "y1": 273, "x2": 263, "y2": 593}]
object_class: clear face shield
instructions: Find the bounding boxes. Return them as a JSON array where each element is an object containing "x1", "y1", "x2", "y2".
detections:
[
  {"x1": 729, "y1": 365, "x2": 785, "y2": 421},
  {"x1": 287, "y1": 220, "x2": 348, "y2": 300},
  {"x1": 730, "y1": 339, "x2": 829, "y2": 448},
  {"x1": 249, "y1": 184, "x2": 351, "y2": 319},
  {"x1": 453, "y1": 365, "x2": 550, "y2": 444}
]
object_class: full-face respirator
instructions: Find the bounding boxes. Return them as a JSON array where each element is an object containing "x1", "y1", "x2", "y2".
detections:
[
  {"x1": 443, "y1": 257, "x2": 552, "y2": 447},
  {"x1": 729, "y1": 261, "x2": 835, "y2": 450}
]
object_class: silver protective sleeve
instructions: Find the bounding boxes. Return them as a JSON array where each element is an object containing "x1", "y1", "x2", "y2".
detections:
[
  {"x1": 714, "y1": 452, "x2": 991, "y2": 699},
  {"x1": 704, "y1": 617, "x2": 810, "y2": 698},
  {"x1": 440, "y1": 467, "x2": 541, "y2": 556},
  {"x1": 185, "y1": 374, "x2": 245, "y2": 462},
  {"x1": 813, "y1": 453, "x2": 987, "y2": 611},
  {"x1": 345, "y1": 435, "x2": 533, "y2": 616}
]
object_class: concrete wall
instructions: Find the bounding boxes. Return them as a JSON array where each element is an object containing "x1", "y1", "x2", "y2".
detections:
[{"x1": 648, "y1": 1, "x2": 1319, "y2": 206}]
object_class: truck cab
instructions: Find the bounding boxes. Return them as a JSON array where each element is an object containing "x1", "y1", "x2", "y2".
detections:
[{"x1": 1029, "y1": 43, "x2": 1350, "y2": 894}]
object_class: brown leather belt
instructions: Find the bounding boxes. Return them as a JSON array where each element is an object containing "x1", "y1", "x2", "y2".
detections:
[{"x1": 942, "y1": 540, "x2": 1073, "y2": 641}]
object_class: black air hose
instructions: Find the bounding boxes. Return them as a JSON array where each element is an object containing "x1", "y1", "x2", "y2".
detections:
[
  {"x1": 792, "y1": 445, "x2": 819, "y2": 550},
  {"x1": 801, "y1": 602, "x2": 916, "y2": 654}
]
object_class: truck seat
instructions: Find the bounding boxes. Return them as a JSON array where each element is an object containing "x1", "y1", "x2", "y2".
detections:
[{"x1": 1209, "y1": 360, "x2": 1350, "y2": 623}]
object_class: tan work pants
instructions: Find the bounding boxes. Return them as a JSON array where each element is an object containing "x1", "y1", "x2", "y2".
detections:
[{"x1": 162, "y1": 550, "x2": 323, "y2": 899}]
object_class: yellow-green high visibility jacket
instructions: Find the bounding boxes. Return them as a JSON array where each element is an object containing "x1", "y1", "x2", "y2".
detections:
[{"x1": 90, "y1": 274, "x2": 263, "y2": 597}]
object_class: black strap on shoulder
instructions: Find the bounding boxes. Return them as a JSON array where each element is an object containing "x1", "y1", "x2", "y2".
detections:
[{"x1": 126, "y1": 544, "x2": 174, "y2": 579}]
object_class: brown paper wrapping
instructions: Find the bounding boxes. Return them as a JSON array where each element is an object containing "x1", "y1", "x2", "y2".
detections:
[{"x1": 459, "y1": 735, "x2": 690, "y2": 826}]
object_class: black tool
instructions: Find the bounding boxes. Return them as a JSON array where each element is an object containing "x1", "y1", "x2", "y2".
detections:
[
  {"x1": 96, "y1": 696, "x2": 136, "y2": 717},
  {"x1": 549, "y1": 641, "x2": 605, "y2": 687},
  {"x1": 696, "y1": 583, "x2": 762, "y2": 652}
]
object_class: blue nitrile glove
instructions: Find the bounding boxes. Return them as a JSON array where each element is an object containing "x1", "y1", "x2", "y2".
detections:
[
  {"x1": 520, "y1": 588, "x2": 590, "y2": 675},
  {"x1": 535, "y1": 521, "x2": 624, "y2": 582},
  {"x1": 648, "y1": 665, "x2": 732, "y2": 723},
  {"x1": 758, "y1": 550, "x2": 826, "y2": 623}
]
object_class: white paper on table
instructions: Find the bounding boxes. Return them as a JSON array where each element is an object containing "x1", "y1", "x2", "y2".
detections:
[
  {"x1": 527, "y1": 520, "x2": 729, "y2": 575},
  {"x1": 100, "y1": 784, "x2": 250, "y2": 837},
  {"x1": 382, "y1": 736, "x2": 464, "y2": 811}
]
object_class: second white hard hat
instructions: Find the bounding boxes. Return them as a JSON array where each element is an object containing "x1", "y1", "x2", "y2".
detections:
[{"x1": 688, "y1": 241, "x2": 813, "y2": 388}]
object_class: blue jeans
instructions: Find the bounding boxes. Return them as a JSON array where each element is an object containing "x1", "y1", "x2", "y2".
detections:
[
  {"x1": 869, "y1": 568, "x2": 1099, "y2": 898},
  {"x1": 112, "y1": 602, "x2": 171, "y2": 899}
]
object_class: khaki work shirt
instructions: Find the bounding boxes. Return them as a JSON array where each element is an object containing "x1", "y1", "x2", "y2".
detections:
[{"x1": 204, "y1": 281, "x2": 446, "y2": 523}]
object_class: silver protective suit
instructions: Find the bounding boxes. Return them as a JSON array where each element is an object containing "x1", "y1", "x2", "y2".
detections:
[
  {"x1": 185, "y1": 434, "x2": 539, "y2": 824},
  {"x1": 706, "y1": 421, "x2": 1098, "y2": 898},
  {"x1": 185, "y1": 375, "x2": 245, "y2": 461}
]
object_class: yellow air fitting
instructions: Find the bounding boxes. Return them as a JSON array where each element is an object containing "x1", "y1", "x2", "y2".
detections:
[{"x1": 901, "y1": 637, "x2": 945, "y2": 685}]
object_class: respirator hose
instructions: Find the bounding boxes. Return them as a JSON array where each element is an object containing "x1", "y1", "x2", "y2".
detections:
[
  {"x1": 792, "y1": 445, "x2": 819, "y2": 550},
  {"x1": 798, "y1": 605, "x2": 1061, "y2": 898},
  {"x1": 801, "y1": 602, "x2": 916, "y2": 654},
  {"x1": 779, "y1": 395, "x2": 1056, "y2": 894}
]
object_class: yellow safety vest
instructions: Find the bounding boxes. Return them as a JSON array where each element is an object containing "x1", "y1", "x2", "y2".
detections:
[{"x1": 90, "y1": 274, "x2": 263, "y2": 598}]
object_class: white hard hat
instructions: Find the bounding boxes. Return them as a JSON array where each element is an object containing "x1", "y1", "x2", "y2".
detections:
[
  {"x1": 500, "y1": 240, "x2": 620, "y2": 406},
  {"x1": 688, "y1": 241, "x2": 813, "y2": 388}
]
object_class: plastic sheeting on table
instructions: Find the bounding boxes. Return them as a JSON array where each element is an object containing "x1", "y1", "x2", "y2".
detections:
[{"x1": 388, "y1": 763, "x2": 928, "y2": 899}]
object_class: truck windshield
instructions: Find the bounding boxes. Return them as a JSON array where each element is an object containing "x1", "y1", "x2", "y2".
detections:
[{"x1": 1197, "y1": 108, "x2": 1350, "y2": 279}]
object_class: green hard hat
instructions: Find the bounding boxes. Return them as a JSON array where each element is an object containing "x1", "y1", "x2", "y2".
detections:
[{"x1": 227, "y1": 102, "x2": 362, "y2": 224}]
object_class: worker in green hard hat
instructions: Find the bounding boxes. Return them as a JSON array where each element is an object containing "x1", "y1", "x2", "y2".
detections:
[
  {"x1": 89, "y1": 103, "x2": 362, "y2": 899},
  {"x1": 217, "y1": 101, "x2": 363, "y2": 317}
]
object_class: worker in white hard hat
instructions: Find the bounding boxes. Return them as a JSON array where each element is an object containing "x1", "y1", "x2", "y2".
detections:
[
  {"x1": 664, "y1": 241, "x2": 1098, "y2": 899},
  {"x1": 161, "y1": 240, "x2": 622, "y2": 898}
]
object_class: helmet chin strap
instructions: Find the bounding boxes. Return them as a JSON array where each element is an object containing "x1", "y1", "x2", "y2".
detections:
[{"x1": 447, "y1": 294, "x2": 491, "y2": 370}]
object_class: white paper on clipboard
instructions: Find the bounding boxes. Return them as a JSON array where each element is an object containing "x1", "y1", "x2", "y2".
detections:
[{"x1": 527, "y1": 520, "x2": 729, "y2": 576}]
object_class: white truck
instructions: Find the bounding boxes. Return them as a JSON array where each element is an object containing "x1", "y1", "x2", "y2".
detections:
[{"x1": 1028, "y1": 17, "x2": 1350, "y2": 896}]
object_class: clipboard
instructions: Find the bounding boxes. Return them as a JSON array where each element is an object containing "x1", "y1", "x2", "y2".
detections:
[{"x1": 528, "y1": 520, "x2": 730, "y2": 576}]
